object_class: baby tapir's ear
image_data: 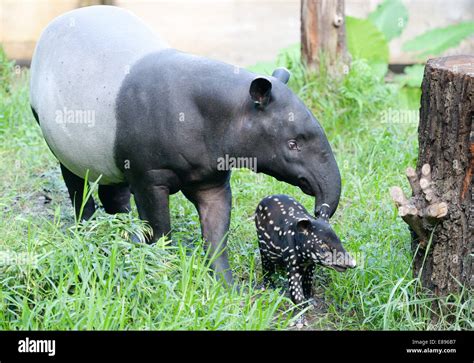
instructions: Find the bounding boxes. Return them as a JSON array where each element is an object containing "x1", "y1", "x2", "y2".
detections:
[
  {"x1": 249, "y1": 77, "x2": 272, "y2": 107},
  {"x1": 272, "y1": 67, "x2": 291, "y2": 84},
  {"x1": 296, "y1": 219, "x2": 312, "y2": 234}
]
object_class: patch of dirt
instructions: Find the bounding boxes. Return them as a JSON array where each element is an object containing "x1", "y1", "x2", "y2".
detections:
[{"x1": 4, "y1": 167, "x2": 73, "y2": 223}]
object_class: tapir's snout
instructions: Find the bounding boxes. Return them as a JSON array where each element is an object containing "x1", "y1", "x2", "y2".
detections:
[
  {"x1": 345, "y1": 254, "x2": 357, "y2": 269},
  {"x1": 339, "y1": 254, "x2": 356, "y2": 270},
  {"x1": 323, "y1": 249, "x2": 357, "y2": 272},
  {"x1": 301, "y1": 155, "x2": 341, "y2": 220}
]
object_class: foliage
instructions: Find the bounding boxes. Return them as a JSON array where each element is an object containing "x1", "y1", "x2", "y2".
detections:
[
  {"x1": 0, "y1": 214, "x2": 292, "y2": 329},
  {"x1": 392, "y1": 64, "x2": 424, "y2": 110},
  {"x1": 403, "y1": 21, "x2": 474, "y2": 58},
  {"x1": 395, "y1": 87, "x2": 422, "y2": 111},
  {"x1": 246, "y1": 43, "x2": 300, "y2": 77},
  {"x1": 250, "y1": 1, "x2": 472, "y2": 112},
  {"x1": 368, "y1": 0, "x2": 408, "y2": 41},
  {"x1": 0, "y1": 47, "x2": 14, "y2": 95},
  {"x1": 249, "y1": 45, "x2": 395, "y2": 130},
  {"x1": 393, "y1": 64, "x2": 425, "y2": 88},
  {"x1": 345, "y1": 16, "x2": 389, "y2": 79},
  {"x1": 346, "y1": 1, "x2": 472, "y2": 110}
]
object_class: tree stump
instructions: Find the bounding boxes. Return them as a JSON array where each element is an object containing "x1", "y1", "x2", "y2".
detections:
[
  {"x1": 390, "y1": 55, "x2": 473, "y2": 297},
  {"x1": 300, "y1": 0, "x2": 350, "y2": 74}
]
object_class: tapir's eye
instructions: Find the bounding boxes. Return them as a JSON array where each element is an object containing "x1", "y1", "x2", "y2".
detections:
[{"x1": 287, "y1": 139, "x2": 299, "y2": 151}]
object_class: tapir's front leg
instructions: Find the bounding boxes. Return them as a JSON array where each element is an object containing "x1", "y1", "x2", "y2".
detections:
[
  {"x1": 302, "y1": 263, "x2": 315, "y2": 299},
  {"x1": 286, "y1": 263, "x2": 309, "y2": 329},
  {"x1": 133, "y1": 184, "x2": 171, "y2": 242},
  {"x1": 128, "y1": 170, "x2": 175, "y2": 242},
  {"x1": 183, "y1": 182, "x2": 233, "y2": 286},
  {"x1": 286, "y1": 264, "x2": 306, "y2": 306}
]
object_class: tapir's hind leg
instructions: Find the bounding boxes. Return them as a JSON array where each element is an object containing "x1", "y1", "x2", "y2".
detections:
[
  {"x1": 33, "y1": 109, "x2": 96, "y2": 220},
  {"x1": 98, "y1": 185, "x2": 131, "y2": 214},
  {"x1": 60, "y1": 163, "x2": 96, "y2": 220}
]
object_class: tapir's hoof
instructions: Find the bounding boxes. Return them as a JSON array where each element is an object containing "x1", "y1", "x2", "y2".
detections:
[
  {"x1": 129, "y1": 232, "x2": 143, "y2": 244},
  {"x1": 256, "y1": 283, "x2": 269, "y2": 291},
  {"x1": 291, "y1": 315, "x2": 307, "y2": 329}
]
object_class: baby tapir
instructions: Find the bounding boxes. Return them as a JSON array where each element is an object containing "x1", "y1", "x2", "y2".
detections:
[{"x1": 255, "y1": 194, "x2": 356, "y2": 306}]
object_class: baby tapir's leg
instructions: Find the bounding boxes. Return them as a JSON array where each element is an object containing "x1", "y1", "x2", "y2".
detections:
[
  {"x1": 286, "y1": 263, "x2": 306, "y2": 306},
  {"x1": 302, "y1": 263, "x2": 315, "y2": 299},
  {"x1": 260, "y1": 252, "x2": 276, "y2": 288},
  {"x1": 60, "y1": 163, "x2": 96, "y2": 221},
  {"x1": 286, "y1": 262, "x2": 310, "y2": 328}
]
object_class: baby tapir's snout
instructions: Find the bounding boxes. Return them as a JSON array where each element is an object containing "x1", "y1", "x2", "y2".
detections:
[{"x1": 255, "y1": 194, "x2": 355, "y2": 306}]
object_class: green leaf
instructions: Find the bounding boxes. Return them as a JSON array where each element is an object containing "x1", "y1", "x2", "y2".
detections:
[
  {"x1": 368, "y1": 0, "x2": 408, "y2": 41},
  {"x1": 247, "y1": 61, "x2": 276, "y2": 75},
  {"x1": 346, "y1": 16, "x2": 389, "y2": 78},
  {"x1": 346, "y1": 16, "x2": 389, "y2": 63},
  {"x1": 394, "y1": 64, "x2": 425, "y2": 88},
  {"x1": 393, "y1": 64, "x2": 425, "y2": 110},
  {"x1": 397, "y1": 86, "x2": 422, "y2": 110},
  {"x1": 403, "y1": 21, "x2": 474, "y2": 58},
  {"x1": 275, "y1": 43, "x2": 301, "y2": 67},
  {"x1": 370, "y1": 62, "x2": 389, "y2": 80},
  {"x1": 247, "y1": 44, "x2": 300, "y2": 75}
]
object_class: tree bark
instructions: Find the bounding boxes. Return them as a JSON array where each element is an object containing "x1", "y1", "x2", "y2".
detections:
[
  {"x1": 300, "y1": 0, "x2": 350, "y2": 74},
  {"x1": 391, "y1": 55, "x2": 473, "y2": 297}
]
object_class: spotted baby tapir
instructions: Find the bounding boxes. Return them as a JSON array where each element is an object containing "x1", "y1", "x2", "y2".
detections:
[{"x1": 255, "y1": 194, "x2": 356, "y2": 306}]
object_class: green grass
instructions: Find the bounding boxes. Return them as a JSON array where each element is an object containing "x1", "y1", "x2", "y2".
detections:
[{"x1": 0, "y1": 50, "x2": 471, "y2": 330}]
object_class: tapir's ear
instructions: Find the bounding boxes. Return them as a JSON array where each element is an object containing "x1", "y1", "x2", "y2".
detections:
[
  {"x1": 296, "y1": 219, "x2": 312, "y2": 234},
  {"x1": 272, "y1": 67, "x2": 291, "y2": 84},
  {"x1": 249, "y1": 77, "x2": 272, "y2": 107}
]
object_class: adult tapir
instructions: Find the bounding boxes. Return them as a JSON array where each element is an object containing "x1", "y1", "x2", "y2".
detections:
[{"x1": 30, "y1": 6, "x2": 341, "y2": 285}]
